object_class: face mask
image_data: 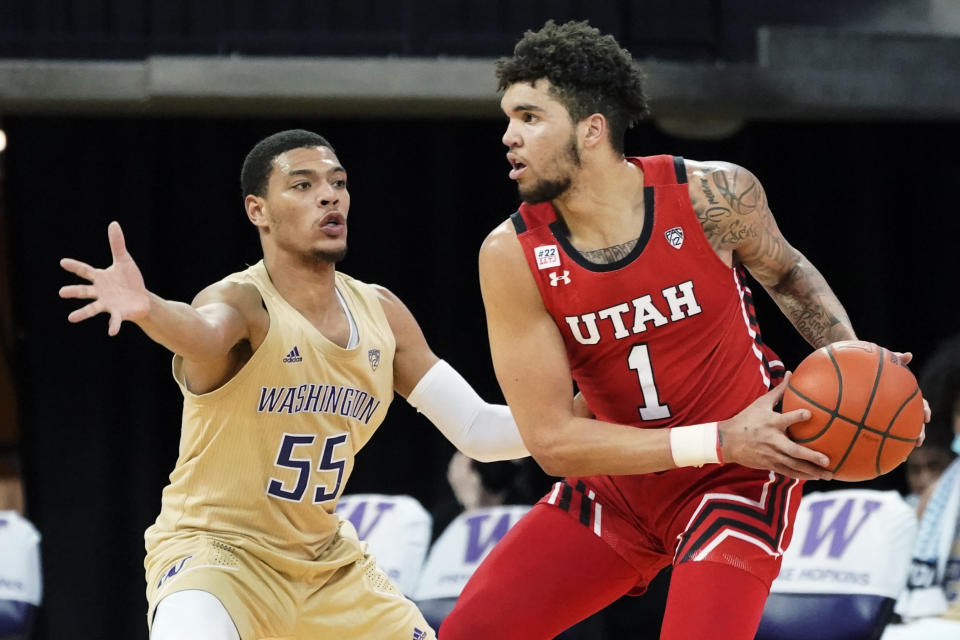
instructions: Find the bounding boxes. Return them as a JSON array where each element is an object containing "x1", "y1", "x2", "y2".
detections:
[{"x1": 953, "y1": 433, "x2": 960, "y2": 457}]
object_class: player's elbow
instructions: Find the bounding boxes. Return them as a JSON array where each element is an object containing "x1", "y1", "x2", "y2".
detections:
[{"x1": 524, "y1": 427, "x2": 576, "y2": 477}]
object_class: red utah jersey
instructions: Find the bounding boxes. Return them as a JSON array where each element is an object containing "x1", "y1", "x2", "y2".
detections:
[{"x1": 512, "y1": 155, "x2": 784, "y2": 430}]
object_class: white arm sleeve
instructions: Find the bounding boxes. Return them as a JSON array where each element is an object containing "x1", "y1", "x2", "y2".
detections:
[{"x1": 406, "y1": 359, "x2": 530, "y2": 462}]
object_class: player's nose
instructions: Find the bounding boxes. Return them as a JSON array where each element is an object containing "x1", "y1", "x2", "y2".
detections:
[
  {"x1": 317, "y1": 185, "x2": 340, "y2": 207},
  {"x1": 502, "y1": 122, "x2": 521, "y2": 148}
]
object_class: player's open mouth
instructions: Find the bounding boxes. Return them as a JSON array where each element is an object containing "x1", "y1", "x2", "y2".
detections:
[
  {"x1": 508, "y1": 157, "x2": 527, "y2": 180},
  {"x1": 319, "y1": 213, "x2": 345, "y2": 235}
]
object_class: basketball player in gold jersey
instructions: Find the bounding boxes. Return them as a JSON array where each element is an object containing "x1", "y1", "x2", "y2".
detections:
[{"x1": 58, "y1": 130, "x2": 532, "y2": 640}]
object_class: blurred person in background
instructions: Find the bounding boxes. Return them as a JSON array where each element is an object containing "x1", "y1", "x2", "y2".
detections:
[
  {"x1": 884, "y1": 333, "x2": 960, "y2": 639},
  {"x1": 0, "y1": 449, "x2": 41, "y2": 640}
]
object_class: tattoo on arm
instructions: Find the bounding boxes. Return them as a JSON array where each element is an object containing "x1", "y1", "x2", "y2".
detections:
[
  {"x1": 771, "y1": 263, "x2": 854, "y2": 347},
  {"x1": 690, "y1": 162, "x2": 854, "y2": 347},
  {"x1": 690, "y1": 166, "x2": 769, "y2": 253}
]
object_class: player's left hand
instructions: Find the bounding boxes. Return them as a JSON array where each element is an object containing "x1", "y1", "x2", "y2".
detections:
[{"x1": 892, "y1": 350, "x2": 930, "y2": 447}]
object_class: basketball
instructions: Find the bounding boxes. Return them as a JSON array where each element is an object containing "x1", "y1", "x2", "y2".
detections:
[{"x1": 782, "y1": 340, "x2": 924, "y2": 482}]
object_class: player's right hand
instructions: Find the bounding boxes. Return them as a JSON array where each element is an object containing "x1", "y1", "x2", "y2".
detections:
[
  {"x1": 59, "y1": 221, "x2": 150, "y2": 336},
  {"x1": 718, "y1": 373, "x2": 834, "y2": 481}
]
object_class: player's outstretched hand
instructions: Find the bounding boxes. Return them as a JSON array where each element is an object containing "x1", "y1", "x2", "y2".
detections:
[
  {"x1": 59, "y1": 221, "x2": 150, "y2": 336},
  {"x1": 718, "y1": 373, "x2": 834, "y2": 481}
]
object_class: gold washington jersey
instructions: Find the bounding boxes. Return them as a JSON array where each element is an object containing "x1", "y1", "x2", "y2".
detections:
[{"x1": 144, "y1": 261, "x2": 396, "y2": 564}]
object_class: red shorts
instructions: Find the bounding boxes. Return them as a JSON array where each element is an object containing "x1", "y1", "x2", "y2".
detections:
[{"x1": 541, "y1": 464, "x2": 803, "y2": 593}]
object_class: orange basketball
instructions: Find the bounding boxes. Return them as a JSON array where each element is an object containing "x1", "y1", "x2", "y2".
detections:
[{"x1": 782, "y1": 340, "x2": 924, "y2": 482}]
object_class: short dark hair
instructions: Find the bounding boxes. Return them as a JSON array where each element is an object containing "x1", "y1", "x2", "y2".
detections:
[
  {"x1": 240, "y1": 129, "x2": 335, "y2": 198},
  {"x1": 919, "y1": 332, "x2": 960, "y2": 454},
  {"x1": 496, "y1": 20, "x2": 649, "y2": 153}
]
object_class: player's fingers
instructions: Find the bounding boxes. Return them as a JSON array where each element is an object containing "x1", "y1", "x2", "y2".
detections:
[
  {"x1": 59, "y1": 284, "x2": 97, "y2": 299},
  {"x1": 922, "y1": 398, "x2": 931, "y2": 423},
  {"x1": 107, "y1": 312, "x2": 122, "y2": 336},
  {"x1": 774, "y1": 457, "x2": 833, "y2": 481},
  {"x1": 757, "y1": 372, "x2": 791, "y2": 408},
  {"x1": 774, "y1": 407, "x2": 811, "y2": 431},
  {"x1": 892, "y1": 351, "x2": 913, "y2": 365},
  {"x1": 916, "y1": 425, "x2": 926, "y2": 448},
  {"x1": 60, "y1": 258, "x2": 97, "y2": 281},
  {"x1": 107, "y1": 221, "x2": 128, "y2": 260},
  {"x1": 779, "y1": 437, "x2": 830, "y2": 468},
  {"x1": 67, "y1": 301, "x2": 104, "y2": 323}
]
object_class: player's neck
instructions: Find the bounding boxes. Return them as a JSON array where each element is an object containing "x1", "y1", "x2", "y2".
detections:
[
  {"x1": 262, "y1": 249, "x2": 339, "y2": 314},
  {"x1": 553, "y1": 158, "x2": 644, "y2": 249}
]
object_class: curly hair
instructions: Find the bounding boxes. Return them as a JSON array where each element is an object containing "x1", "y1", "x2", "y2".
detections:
[
  {"x1": 496, "y1": 20, "x2": 649, "y2": 153},
  {"x1": 240, "y1": 129, "x2": 335, "y2": 198}
]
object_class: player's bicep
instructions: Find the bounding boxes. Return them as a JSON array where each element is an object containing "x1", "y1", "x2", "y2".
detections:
[
  {"x1": 704, "y1": 162, "x2": 803, "y2": 289},
  {"x1": 479, "y1": 230, "x2": 575, "y2": 447},
  {"x1": 373, "y1": 285, "x2": 439, "y2": 398},
  {"x1": 188, "y1": 281, "x2": 260, "y2": 358}
]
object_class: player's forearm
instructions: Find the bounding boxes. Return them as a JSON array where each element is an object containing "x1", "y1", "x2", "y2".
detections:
[
  {"x1": 769, "y1": 260, "x2": 855, "y2": 348},
  {"x1": 134, "y1": 293, "x2": 233, "y2": 360},
  {"x1": 525, "y1": 416, "x2": 677, "y2": 476}
]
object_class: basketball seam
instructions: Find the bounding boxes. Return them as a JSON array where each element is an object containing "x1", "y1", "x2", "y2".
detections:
[
  {"x1": 831, "y1": 346, "x2": 885, "y2": 475},
  {"x1": 788, "y1": 385, "x2": 915, "y2": 441},
  {"x1": 875, "y1": 383, "x2": 922, "y2": 475}
]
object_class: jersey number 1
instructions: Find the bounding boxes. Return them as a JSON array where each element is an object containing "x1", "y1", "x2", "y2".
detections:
[{"x1": 627, "y1": 344, "x2": 671, "y2": 421}]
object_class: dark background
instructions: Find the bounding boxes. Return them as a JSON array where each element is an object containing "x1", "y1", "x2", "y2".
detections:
[{"x1": 1, "y1": 2, "x2": 959, "y2": 639}]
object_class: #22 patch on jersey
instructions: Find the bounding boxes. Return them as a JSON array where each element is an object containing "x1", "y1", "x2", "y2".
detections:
[{"x1": 534, "y1": 244, "x2": 561, "y2": 270}]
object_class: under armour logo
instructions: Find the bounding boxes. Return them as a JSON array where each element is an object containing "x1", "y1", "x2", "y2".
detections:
[{"x1": 549, "y1": 270, "x2": 571, "y2": 286}]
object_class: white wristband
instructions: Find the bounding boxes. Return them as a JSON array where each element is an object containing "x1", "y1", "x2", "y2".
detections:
[{"x1": 669, "y1": 422, "x2": 721, "y2": 468}]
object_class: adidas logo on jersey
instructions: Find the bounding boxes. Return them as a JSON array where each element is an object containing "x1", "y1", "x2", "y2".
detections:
[
  {"x1": 282, "y1": 346, "x2": 303, "y2": 363},
  {"x1": 411, "y1": 628, "x2": 428, "y2": 640}
]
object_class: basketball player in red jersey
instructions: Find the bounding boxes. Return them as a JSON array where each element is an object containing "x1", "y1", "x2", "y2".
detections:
[{"x1": 440, "y1": 21, "x2": 928, "y2": 639}]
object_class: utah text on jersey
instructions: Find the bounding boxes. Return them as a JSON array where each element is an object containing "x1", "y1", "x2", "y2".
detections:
[{"x1": 564, "y1": 280, "x2": 702, "y2": 345}]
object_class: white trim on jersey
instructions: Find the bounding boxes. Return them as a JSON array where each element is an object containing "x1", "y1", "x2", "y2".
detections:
[
  {"x1": 334, "y1": 287, "x2": 359, "y2": 350},
  {"x1": 546, "y1": 482, "x2": 604, "y2": 538},
  {"x1": 692, "y1": 528, "x2": 782, "y2": 561},
  {"x1": 731, "y1": 268, "x2": 771, "y2": 388},
  {"x1": 547, "y1": 482, "x2": 562, "y2": 505},
  {"x1": 674, "y1": 471, "x2": 801, "y2": 562}
]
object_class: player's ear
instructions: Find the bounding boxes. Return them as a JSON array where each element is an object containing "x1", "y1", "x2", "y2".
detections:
[
  {"x1": 580, "y1": 113, "x2": 607, "y2": 150},
  {"x1": 245, "y1": 194, "x2": 268, "y2": 228}
]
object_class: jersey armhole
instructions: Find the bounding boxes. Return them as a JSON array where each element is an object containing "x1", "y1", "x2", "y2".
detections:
[{"x1": 509, "y1": 210, "x2": 527, "y2": 233}]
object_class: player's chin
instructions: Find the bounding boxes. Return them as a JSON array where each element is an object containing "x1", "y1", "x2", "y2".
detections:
[{"x1": 312, "y1": 241, "x2": 348, "y2": 264}]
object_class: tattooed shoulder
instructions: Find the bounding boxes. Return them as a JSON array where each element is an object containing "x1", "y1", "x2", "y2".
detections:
[{"x1": 687, "y1": 161, "x2": 766, "y2": 250}]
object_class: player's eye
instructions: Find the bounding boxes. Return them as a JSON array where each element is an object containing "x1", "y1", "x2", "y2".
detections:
[
  {"x1": 523, "y1": 113, "x2": 538, "y2": 123},
  {"x1": 293, "y1": 182, "x2": 310, "y2": 190},
  {"x1": 332, "y1": 179, "x2": 347, "y2": 188}
]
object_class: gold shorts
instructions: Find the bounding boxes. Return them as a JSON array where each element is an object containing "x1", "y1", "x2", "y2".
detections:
[{"x1": 145, "y1": 523, "x2": 434, "y2": 640}]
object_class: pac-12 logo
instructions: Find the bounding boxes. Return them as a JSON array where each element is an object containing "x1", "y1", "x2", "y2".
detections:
[
  {"x1": 665, "y1": 227, "x2": 684, "y2": 249},
  {"x1": 534, "y1": 244, "x2": 561, "y2": 270}
]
